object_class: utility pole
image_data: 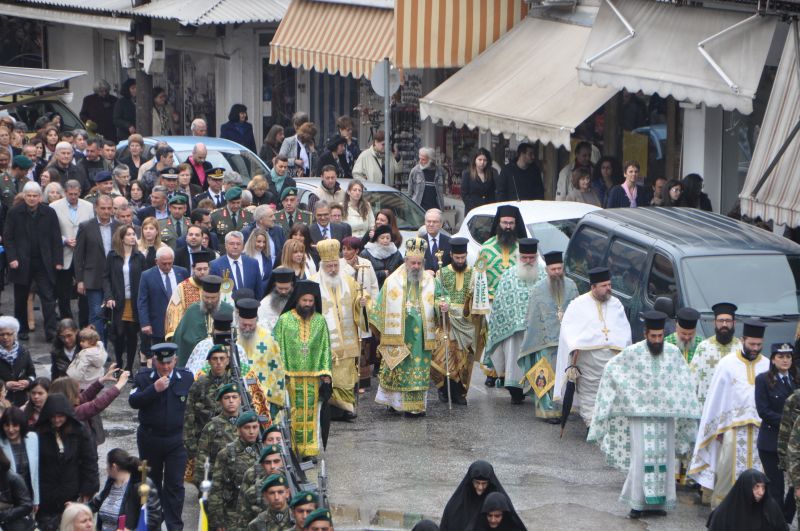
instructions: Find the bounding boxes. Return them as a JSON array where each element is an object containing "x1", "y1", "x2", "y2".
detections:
[{"x1": 133, "y1": 1, "x2": 153, "y2": 135}]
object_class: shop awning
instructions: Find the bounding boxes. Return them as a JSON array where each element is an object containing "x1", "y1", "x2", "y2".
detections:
[
  {"x1": 394, "y1": 0, "x2": 527, "y2": 69},
  {"x1": 0, "y1": 2, "x2": 132, "y2": 32},
  {"x1": 419, "y1": 17, "x2": 616, "y2": 149},
  {"x1": 577, "y1": 0, "x2": 776, "y2": 114},
  {"x1": 0, "y1": 67, "x2": 86, "y2": 98},
  {"x1": 269, "y1": 0, "x2": 393, "y2": 79},
  {"x1": 126, "y1": 0, "x2": 288, "y2": 25},
  {"x1": 740, "y1": 24, "x2": 800, "y2": 226}
]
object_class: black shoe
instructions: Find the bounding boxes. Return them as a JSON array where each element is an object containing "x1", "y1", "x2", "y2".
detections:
[
  {"x1": 453, "y1": 394, "x2": 468, "y2": 406},
  {"x1": 509, "y1": 388, "x2": 525, "y2": 404},
  {"x1": 545, "y1": 417, "x2": 562, "y2": 425},
  {"x1": 484, "y1": 376, "x2": 496, "y2": 387},
  {"x1": 404, "y1": 411, "x2": 426, "y2": 418},
  {"x1": 437, "y1": 388, "x2": 448, "y2": 403},
  {"x1": 17, "y1": 332, "x2": 29, "y2": 341},
  {"x1": 644, "y1": 510, "x2": 667, "y2": 517},
  {"x1": 387, "y1": 406, "x2": 400, "y2": 415},
  {"x1": 627, "y1": 510, "x2": 642, "y2": 519}
]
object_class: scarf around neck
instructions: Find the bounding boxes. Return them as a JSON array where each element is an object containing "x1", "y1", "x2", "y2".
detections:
[
  {"x1": 0, "y1": 342, "x2": 19, "y2": 365},
  {"x1": 270, "y1": 167, "x2": 287, "y2": 194}
]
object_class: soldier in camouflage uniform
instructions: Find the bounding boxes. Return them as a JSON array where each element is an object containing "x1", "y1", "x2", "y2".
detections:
[
  {"x1": 194, "y1": 382, "x2": 241, "y2": 488},
  {"x1": 83, "y1": 170, "x2": 121, "y2": 205},
  {"x1": 288, "y1": 491, "x2": 318, "y2": 531},
  {"x1": 778, "y1": 389, "x2": 800, "y2": 470},
  {"x1": 0, "y1": 156, "x2": 28, "y2": 209},
  {"x1": 184, "y1": 344, "x2": 233, "y2": 464},
  {"x1": 158, "y1": 192, "x2": 190, "y2": 249},
  {"x1": 246, "y1": 474, "x2": 293, "y2": 531},
  {"x1": 210, "y1": 187, "x2": 253, "y2": 249},
  {"x1": 235, "y1": 444, "x2": 285, "y2": 529},
  {"x1": 208, "y1": 411, "x2": 262, "y2": 530}
]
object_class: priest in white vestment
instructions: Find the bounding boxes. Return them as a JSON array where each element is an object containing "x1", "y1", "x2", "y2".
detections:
[
  {"x1": 689, "y1": 302, "x2": 743, "y2": 406},
  {"x1": 688, "y1": 319, "x2": 770, "y2": 508},
  {"x1": 554, "y1": 266, "x2": 631, "y2": 426},
  {"x1": 257, "y1": 266, "x2": 295, "y2": 333}
]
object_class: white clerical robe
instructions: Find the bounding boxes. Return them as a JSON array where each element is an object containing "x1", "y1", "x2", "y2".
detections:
[
  {"x1": 554, "y1": 292, "x2": 631, "y2": 425},
  {"x1": 257, "y1": 292, "x2": 286, "y2": 334},
  {"x1": 688, "y1": 351, "x2": 769, "y2": 507},
  {"x1": 688, "y1": 336, "x2": 743, "y2": 406}
]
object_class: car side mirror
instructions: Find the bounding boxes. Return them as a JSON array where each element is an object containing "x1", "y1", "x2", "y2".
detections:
[{"x1": 653, "y1": 296, "x2": 675, "y2": 318}]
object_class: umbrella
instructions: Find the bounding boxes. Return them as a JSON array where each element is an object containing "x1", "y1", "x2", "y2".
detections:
[
  {"x1": 319, "y1": 380, "x2": 333, "y2": 450},
  {"x1": 560, "y1": 365, "x2": 581, "y2": 438}
]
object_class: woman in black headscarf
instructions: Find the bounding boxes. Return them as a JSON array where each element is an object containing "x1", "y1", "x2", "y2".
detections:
[
  {"x1": 466, "y1": 492, "x2": 527, "y2": 531},
  {"x1": 706, "y1": 469, "x2": 787, "y2": 531},
  {"x1": 440, "y1": 460, "x2": 507, "y2": 531},
  {"x1": 411, "y1": 520, "x2": 439, "y2": 531}
]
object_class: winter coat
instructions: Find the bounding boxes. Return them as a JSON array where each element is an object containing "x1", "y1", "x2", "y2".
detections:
[
  {"x1": 89, "y1": 477, "x2": 162, "y2": 531},
  {"x1": 66, "y1": 343, "x2": 107, "y2": 390},
  {"x1": 0, "y1": 432, "x2": 39, "y2": 505},
  {"x1": 0, "y1": 470, "x2": 33, "y2": 531},
  {"x1": 407, "y1": 164, "x2": 445, "y2": 210},
  {"x1": 360, "y1": 246, "x2": 404, "y2": 289},
  {"x1": 0, "y1": 346, "x2": 36, "y2": 407}
]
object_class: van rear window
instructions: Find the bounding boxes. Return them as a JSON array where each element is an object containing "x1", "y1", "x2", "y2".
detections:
[{"x1": 567, "y1": 226, "x2": 608, "y2": 279}]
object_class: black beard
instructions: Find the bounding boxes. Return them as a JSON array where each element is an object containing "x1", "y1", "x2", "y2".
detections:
[
  {"x1": 497, "y1": 228, "x2": 517, "y2": 247},
  {"x1": 742, "y1": 346, "x2": 761, "y2": 360},
  {"x1": 451, "y1": 261, "x2": 467, "y2": 273},
  {"x1": 296, "y1": 304, "x2": 315, "y2": 319},
  {"x1": 647, "y1": 340, "x2": 664, "y2": 355},
  {"x1": 715, "y1": 327, "x2": 734, "y2": 345}
]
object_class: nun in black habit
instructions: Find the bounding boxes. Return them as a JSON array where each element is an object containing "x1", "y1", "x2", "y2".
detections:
[
  {"x1": 706, "y1": 469, "x2": 787, "y2": 531},
  {"x1": 466, "y1": 492, "x2": 527, "y2": 531},
  {"x1": 439, "y1": 460, "x2": 508, "y2": 531}
]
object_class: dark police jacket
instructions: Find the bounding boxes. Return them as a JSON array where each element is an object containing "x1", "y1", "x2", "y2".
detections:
[
  {"x1": 755, "y1": 371, "x2": 794, "y2": 452},
  {"x1": 129, "y1": 368, "x2": 194, "y2": 435}
]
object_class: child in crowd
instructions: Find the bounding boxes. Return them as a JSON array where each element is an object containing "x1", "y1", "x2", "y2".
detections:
[{"x1": 66, "y1": 326, "x2": 107, "y2": 390}]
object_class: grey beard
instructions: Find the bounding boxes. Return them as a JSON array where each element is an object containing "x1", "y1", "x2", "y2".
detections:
[
  {"x1": 322, "y1": 272, "x2": 341, "y2": 290},
  {"x1": 674, "y1": 338, "x2": 688, "y2": 352},
  {"x1": 407, "y1": 269, "x2": 421, "y2": 284},
  {"x1": 270, "y1": 294, "x2": 290, "y2": 312},
  {"x1": 548, "y1": 276, "x2": 565, "y2": 299},
  {"x1": 517, "y1": 263, "x2": 539, "y2": 282},
  {"x1": 202, "y1": 300, "x2": 220, "y2": 314},
  {"x1": 240, "y1": 329, "x2": 255, "y2": 341}
]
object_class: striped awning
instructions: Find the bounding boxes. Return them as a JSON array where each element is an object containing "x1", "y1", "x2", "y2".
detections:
[
  {"x1": 394, "y1": 0, "x2": 527, "y2": 69},
  {"x1": 269, "y1": 0, "x2": 394, "y2": 79}
]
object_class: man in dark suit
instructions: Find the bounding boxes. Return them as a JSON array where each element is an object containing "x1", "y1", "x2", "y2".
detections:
[
  {"x1": 137, "y1": 247, "x2": 189, "y2": 353},
  {"x1": 175, "y1": 208, "x2": 219, "y2": 251},
  {"x1": 74, "y1": 194, "x2": 119, "y2": 340},
  {"x1": 422, "y1": 208, "x2": 451, "y2": 273},
  {"x1": 242, "y1": 204, "x2": 286, "y2": 267},
  {"x1": 309, "y1": 200, "x2": 351, "y2": 245},
  {"x1": 209, "y1": 230, "x2": 265, "y2": 299},
  {"x1": 3, "y1": 182, "x2": 63, "y2": 341},
  {"x1": 174, "y1": 225, "x2": 212, "y2": 271}
]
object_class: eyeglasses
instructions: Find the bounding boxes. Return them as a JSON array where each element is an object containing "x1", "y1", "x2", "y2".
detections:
[{"x1": 715, "y1": 318, "x2": 734, "y2": 324}]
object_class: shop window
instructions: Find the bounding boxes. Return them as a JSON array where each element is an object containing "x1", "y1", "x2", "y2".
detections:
[
  {"x1": 608, "y1": 240, "x2": 647, "y2": 298},
  {"x1": 566, "y1": 226, "x2": 608, "y2": 280},
  {"x1": 647, "y1": 253, "x2": 677, "y2": 303}
]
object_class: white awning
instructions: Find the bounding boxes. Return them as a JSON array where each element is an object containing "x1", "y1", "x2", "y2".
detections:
[
  {"x1": 126, "y1": 0, "x2": 289, "y2": 25},
  {"x1": 0, "y1": 3, "x2": 132, "y2": 32},
  {"x1": 419, "y1": 16, "x2": 616, "y2": 149},
  {"x1": 577, "y1": 0, "x2": 776, "y2": 114},
  {"x1": 0, "y1": 67, "x2": 86, "y2": 98},
  {"x1": 740, "y1": 23, "x2": 800, "y2": 226}
]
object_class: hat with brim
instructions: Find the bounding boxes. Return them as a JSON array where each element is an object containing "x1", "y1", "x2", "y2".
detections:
[
  {"x1": 93, "y1": 170, "x2": 113, "y2": 183},
  {"x1": 771, "y1": 342, "x2": 794, "y2": 356},
  {"x1": 150, "y1": 342, "x2": 178, "y2": 362},
  {"x1": 208, "y1": 168, "x2": 225, "y2": 179}
]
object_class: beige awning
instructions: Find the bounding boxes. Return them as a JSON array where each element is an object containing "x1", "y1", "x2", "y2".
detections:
[
  {"x1": 740, "y1": 23, "x2": 800, "y2": 226},
  {"x1": 577, "y1": 0, "x2": 776, "y2": 114},
  {"x1": 0, "y1": 2, "x2": 132, "y2": 32},
  {"x1": 419, "y1": 16, "x2": 616, "y2": 149}
]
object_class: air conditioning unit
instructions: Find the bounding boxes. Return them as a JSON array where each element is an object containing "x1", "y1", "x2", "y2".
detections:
[{"x1": 140, "y1": 35, "x2": 165, "y2": 74}]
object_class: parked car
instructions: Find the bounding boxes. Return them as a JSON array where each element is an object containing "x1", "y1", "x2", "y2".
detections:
[
  {"x1": 452, "y1": 200, "x2": 602, "y2": 265},
  {"x1": 564, "y1": 207, "x2": 800, "y2": 342},
  {"x1": 116, "y1": 136, "x2": 269, "y2": 183},
  {"x1": 295, "y1": 177, "x2": 427, "y2": 251},
  {"x1": 3, "y1": 96, "x2": 85, "y2": 133}
]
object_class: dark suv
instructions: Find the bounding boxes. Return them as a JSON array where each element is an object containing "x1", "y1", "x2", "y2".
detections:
[{"x1": 564, "y1": 207, "x2": 800, "y2": 343}]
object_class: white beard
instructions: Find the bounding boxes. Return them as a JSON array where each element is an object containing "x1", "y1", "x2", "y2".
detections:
[
  {"x1": 517, "y1": 262, "x2": 539, "y2": 282},
  {"x1": 321, "y1": 272, "x2": 342, "y2": 291}
]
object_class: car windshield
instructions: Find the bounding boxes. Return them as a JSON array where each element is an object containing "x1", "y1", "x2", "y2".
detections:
[
  {"x1": 526, "y1": 219, "x2": 579, "y2": 254},
  {"x1": 176, "y1": 150, "x2": 268, "y2": 183},
  {"x1": 7, "y1": 100, "x2": 83, "y2": 132},
  {"x1": 364, "y1": 191, "x2": 425, "y2": 230},
  {"x1": 682, "y1": 254, "x2": 800, "y2": 316}
]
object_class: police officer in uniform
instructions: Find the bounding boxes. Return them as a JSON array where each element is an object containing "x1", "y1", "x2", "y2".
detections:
[
  {"x1": 129, "y1": 342, "x2": 193, "y2": 531},
  {"x1": 159, "y1": 192, "x2": 190, "y2": 249},
  {"x1": 210, "y1": 186, "x2": 253, "y2": 250}
]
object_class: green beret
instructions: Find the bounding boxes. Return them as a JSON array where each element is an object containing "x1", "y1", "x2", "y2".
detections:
[
  {"x1": 168, "y1": 193, "x2": 188, "y2": 205},
  {"x1": 258, "y1": 444, "x2": 282, "y2": 463},
  {"x1": 280, "y1": 187, "x2": 298, "y2": 201},
  {"x1": 289, "y1": 490, "x2": 318, "y2": 508},
  {"x1": 12, "y1": 155, "x2": 32, "y2": 170},
  {"x1": 303, "y1": 508, "x2": 332, "y2": 527},
  {"x1": 215, "y1": 382, "x2": 239, "y2": 401},
  {"x1": 236, "y1": 410, "x2": 259, "y2": 427},
  {"x1": 205, "y1": 344, "x2": 227, "y2": 360},
  {"x1": 259, "y1": 473, "x2": 288, "y2": 493},
  {"x1": 225, "y1": 186, "x2": 242, "y2": 201},
  {"x1": 261, "y1": 424, "x2": 281, "y2": 441}
]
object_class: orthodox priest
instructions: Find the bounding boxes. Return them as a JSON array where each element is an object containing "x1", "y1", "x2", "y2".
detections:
[
  {"x1": 519, "y1": 251, "x2": 579, "y2": 420},
  {"x1": 689, "y1": 302, "x2": 742, "y2": 406},
  {"x1": 664, "y1": 307, "x2": 704, "y2": 364},
  {"x1": 483, "y1": 238, "x2": 546, "y2": 404},
  {"x1": 589, "y1": 311, "x2": 702, "y2": 519},
  {"x1": 164, "y1": 250, "x2": 215, "y2": 340},
  {"x1": 688, "y1": 319, "x2": 769, "y2": 508},
  {"x1": 432, "y1": 237, "x2": 476, "y2": 405},
  {"x1": 554, "y1": 267, "x2": 631, "y2": 426},
  {"x1": 273, "y1": 280, "x2": 332, "y2": 458},
  {"x1": 369, "y1": 238, "x2": 439, "y2": 417},
  {"x1": 257, "y1": 267, "x2": 295, "y2": 333},
  {"x1": 310, "y1": 238, "x2": 368, "y2": 420},
  {"x1": 172, "y1": 275, "x2": 233, "y2": 366}
]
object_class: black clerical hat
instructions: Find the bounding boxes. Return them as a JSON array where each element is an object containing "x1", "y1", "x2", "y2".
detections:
[
  {"x1": 642, "y1": 310, "x2": 667, "y2": 331},
  {"x1": 236, "y1": 298, "x2": 259, "y2": 319},
  {"x1": 543, "y1": 251, "x2": 563, "y2": 265},
  {"x1": 712, "y1": 302, "x2": 737, "y2": 317},
  {"x1": 449, "y1": 237, "x2": 468, "y2": 254},
  {"x1": 201, "y1": 274, "x2": 223, "y2": 293},
  {"x1": 212, "y1": 311, "x2": 233, "y2": 331},
  {"x1": 742, "y1": 319, "x2": 766, "y2": 339},
  {"x1": 518, "y1": 238, "x2": 539, "y2": 255},
  {"x1": 588, "y1": 267, "x2": 610, "y2": 284},
  {"x1": 676, "y1": 307, "x2": 700, "y2": 329}
]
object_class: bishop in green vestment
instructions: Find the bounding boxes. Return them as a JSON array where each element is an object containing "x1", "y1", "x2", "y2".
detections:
[
  {"x1": 369, "y1": 238, "x2": 440, "y2": 416},
  {"x1": 273, "y1": 280, "x2": 331, "y2": 458},
  {"x1": 589, "y1": 311, "x2": 701, "y2": 517},
  {"x1": 519, "y1": 251, "x2": 578, "y2": 419},
  {"x1": 172, "y1": 275, "x2": 234, "y2": 366}
]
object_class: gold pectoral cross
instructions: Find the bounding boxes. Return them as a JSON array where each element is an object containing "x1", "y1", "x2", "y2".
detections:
[
  {"x1": 601, "y1": 325, "x2": 610, "y2": 341},
  {"x1": 596, "y1": 300, "x2": 610, "y2": 341}
]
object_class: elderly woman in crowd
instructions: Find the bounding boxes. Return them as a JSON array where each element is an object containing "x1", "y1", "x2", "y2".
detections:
[
  {"x1": 408, "y1": 147, "x2": 445, "y2": 211},
  {"x1": 43, "y1": 182, "x2": 64, "y2": 205},
  {"x1": 57, "y1": 503, "x2": 93, "y2": 531},
  {"x1": 0, "y1": 317, "x2": 35, "y2": 408}
]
